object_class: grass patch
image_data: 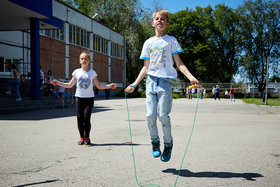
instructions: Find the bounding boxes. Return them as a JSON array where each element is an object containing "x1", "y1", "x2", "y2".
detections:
[{"x1": 241, "y1": 98, "x2": 280, "y2": 106}]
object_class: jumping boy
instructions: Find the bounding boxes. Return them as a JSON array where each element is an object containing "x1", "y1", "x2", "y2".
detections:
[{"x1": 125, "y1": 10, "x2": 199, "y2": 162}]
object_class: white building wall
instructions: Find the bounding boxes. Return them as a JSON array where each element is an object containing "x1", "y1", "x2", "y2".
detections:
[
  {"x1": 52, "y1": 0, "x2": 67, "y2": 20},
  {"x1": 92, "y1": 21, "x2": 110, "y2": 39},
  {"x1": 110, "y1": 30, "x2": 124, "y2": 45}
]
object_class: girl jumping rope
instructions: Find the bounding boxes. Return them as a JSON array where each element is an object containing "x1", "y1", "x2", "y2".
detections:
[
  {"x1": 125, "y1": 10, "x2": 199, "y2": 162},
  {"x1": 51, "y1": 50, "x2": 117, "y2": 145}
]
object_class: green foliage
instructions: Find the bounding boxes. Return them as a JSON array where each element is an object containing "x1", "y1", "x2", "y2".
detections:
[
  {"x1": 238, "y1": 0, "x2": 280, "y2": 93},
  {"x1": 269, "y1": 75, "x2": 280, "y2": 82},
  {"x1": 140, "y1": 90, "x2": 146, "y2": 98},
  {"x1": 203, "y1": 93, "x2": 212, "y2": 98},
  {"x1": 172, "y1": 93, "x2": 181, "y2": 99},
  {"x1": 168, "y1": 5, "x2": 241, "y2": 83},
  {"x1": 242, "y1": 98, "x2": 280, "y2": 106}
]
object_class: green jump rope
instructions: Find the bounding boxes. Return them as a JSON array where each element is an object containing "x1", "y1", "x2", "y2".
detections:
[{"x1": 124, "y1": 92, "x2": 200, "y2": 187}]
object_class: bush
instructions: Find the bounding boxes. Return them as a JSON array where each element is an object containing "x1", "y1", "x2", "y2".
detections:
[
  {"x1": 117, "y1": 90, "x2": 186, "y2": 99},
  {"x1": 172, "y1": 93, "x2": 180, "y2": 99},
  {"x1": 140, "y1": 90, "x2": 146, "y2": 98},
  {"x1": 203, "y1": 93, "x2": 212, "y2": 98}
]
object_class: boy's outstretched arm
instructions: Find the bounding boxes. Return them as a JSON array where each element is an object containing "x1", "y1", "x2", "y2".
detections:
[
  {"x1": 125, "y1": 60, "x2": 149, "y2": 93},
  {"x1": 173, "y1": 54, "x2": 200, "y2": 87}
]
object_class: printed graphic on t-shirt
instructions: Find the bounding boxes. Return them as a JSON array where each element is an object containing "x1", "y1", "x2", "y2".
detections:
[
  {"x1": 78, "y1": 74, "x2": 91, "y2": 89},
  {"x1": 150, "y1": 40, "x2": 166, "y2": 69}
]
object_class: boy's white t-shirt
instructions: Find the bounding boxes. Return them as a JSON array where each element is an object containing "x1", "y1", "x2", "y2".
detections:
[
  {"x1": 72, "y1": 69, "x2": 97, "y2": 98},
  {"x1": 140, "y1": 34, "x2": 183, "y2": 79}
]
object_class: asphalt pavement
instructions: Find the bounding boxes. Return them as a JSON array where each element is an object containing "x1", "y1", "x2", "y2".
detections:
[{"x1": 0, "y1": 97, "x2": 279, "y2": 187}]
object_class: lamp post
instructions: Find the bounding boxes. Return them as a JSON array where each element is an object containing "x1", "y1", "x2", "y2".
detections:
[{"x1": 92, "y1": 13, "x2": 98, "y2": 19}]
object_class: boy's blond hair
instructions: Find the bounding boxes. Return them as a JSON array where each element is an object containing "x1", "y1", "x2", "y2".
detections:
[{"x1": 153, "y1": 10, "x2": 170, "y2": 23}]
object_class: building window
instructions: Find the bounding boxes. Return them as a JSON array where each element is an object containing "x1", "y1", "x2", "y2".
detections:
[
  {"x1": 5, "y1": 59, "x2": 12, "y2": 72},
  {"x1": 40, "y1": 24, "x2": 64, "y2": 41},
  {"x1": 68, "y1": 24, "x2": 89, "y2": 48},
  {"x1": 76, "y1": 27, "x2": 80, "y2": 46},
  {"x1": 111, "y1": 42, "x2": 122, "y2": 59},
  {"x1": 93, "y1": 34, "x2": 108, "y2": 54},
  {"x1": 87, "y1": 32, "x2": 90, "y2": 48},
  {"x1": 0, "y1": 57, "x2": 21, "y2": 73}
]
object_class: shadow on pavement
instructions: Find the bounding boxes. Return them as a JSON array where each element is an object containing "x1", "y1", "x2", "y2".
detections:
[
  {"x1": 162, "y1": 168, "x2": 263, "y2": 181},
  {"x1": 89, "y1": 142, "x2": 143, "y2": 147},
  {"x1": 0, "y1": 106, "x2": 112, "y2": 121},
  {"x1": 13, "y1": 179, "x2": 59, "y2": 187}
]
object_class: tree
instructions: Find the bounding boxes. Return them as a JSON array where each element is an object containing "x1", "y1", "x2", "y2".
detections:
[
  {"x1": 167, "y1": 5, "x2": 241, "y2": 83},
  {"x1": 238, "y1": 0, "x2": 280, "y2": 93},
  {"x1": 269, "y1": 75, "x2": 280, "y2": 82}
]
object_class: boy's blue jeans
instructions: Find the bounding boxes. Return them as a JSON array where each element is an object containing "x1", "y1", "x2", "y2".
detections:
[
  {"x1": 146, "y1": 75, "x2": 173, "y2": 145},
  {"x1": 7, "y1": 78, "x2": 21, "y2": 98}
]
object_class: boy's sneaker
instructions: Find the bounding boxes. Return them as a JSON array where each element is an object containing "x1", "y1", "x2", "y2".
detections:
[
  {"x1": 78, "y1": 138, "x2": 84, "y2": 145},
  {"x1": 5, "y1": 91, "x2": 11, "y2": 95},
  {"x1": 161, "y1": 143, "x2": 173, "y2": 162},
  {"x1": 84, "y1": 138, "x2": 91, "y2": 145},
  {"x1": 16, "y1": 97, "x2": 22, "y2": 101},
  {"x1": 151, "y1": 140, "x2": 161, "y2": 157}
]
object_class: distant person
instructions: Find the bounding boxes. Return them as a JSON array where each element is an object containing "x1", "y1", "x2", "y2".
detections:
[
  {"x1": 57, "y1": 85, "x2": 65, "y2": 107},
  {"x1": 40, "y1": 66, "x2": 45, "y2": 88},
  {"x1": 125, "y1": 10, "x2": 200, "y2": 162},
  {"x1": 187, "y1": 86, "x2": 192, "y2": 99},
  {"x1": 51, "y1": 51, "x2": 117, "y2": 146},
  {"x1": 5, "y1": 64, "x2": 22, "y2": 101},
  {"x1": 225, "y1": 89, "x2": 229, "y2": 98},
  {"x1": 229, "y1": 86, "x2": 235, "y2": 102},
  {"x1": 46, "y1": 70, "x2": 53, "y2": 96},
  {"x1": 212, "y1": 86, "x2": 215, "y2": 99},
  {"x1": 200, "y1": 88, "x2": 205, "y2": 99},
  {"x1": 203, "y1": 88, "x2": 206, "y2": 99},
  {"x1": 105, "y1": 81, "x2": 110, "y2": 99},
  {"x1": 262, "y1": 91, "x2": 265, "y2": 103},
  {"x1": 192, "y1": 87, "x2": 196, "y2": 98},
  {"x1": 214, "y1": 85, "x2": 220, "y2": 100}
]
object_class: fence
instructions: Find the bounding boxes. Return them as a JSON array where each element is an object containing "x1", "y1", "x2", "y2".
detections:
[{"x1": 172, "y1": 80, "x2": 280, "y2": 98}]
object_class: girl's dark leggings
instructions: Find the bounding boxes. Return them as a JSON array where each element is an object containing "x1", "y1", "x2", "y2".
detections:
[{"x1": 75, "y1": 97, "x2": 94, "y2": 139}]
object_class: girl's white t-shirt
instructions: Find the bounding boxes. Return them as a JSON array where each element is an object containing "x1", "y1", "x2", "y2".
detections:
[
  {"x1": 140, "y1": 34, "x2": 183, "y2": 79},
  {"x1": 72, "y1": 68, "x2": 97, "y2": 98}
]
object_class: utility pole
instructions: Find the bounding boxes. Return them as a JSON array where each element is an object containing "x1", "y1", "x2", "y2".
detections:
[
  {"x1": 252, "y1": 78, "x2": 254, "y2": 101},
  {"x1": 265, "y1": 56, "x2": 269, "y2": 105}
]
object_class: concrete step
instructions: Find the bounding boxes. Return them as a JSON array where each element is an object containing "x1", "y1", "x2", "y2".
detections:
[{"x1": 0, "y1": 95, "x2": 75, "y2": 114}]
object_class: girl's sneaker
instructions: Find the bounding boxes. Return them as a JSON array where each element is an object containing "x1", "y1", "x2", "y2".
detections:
[
  {"x1": 151, "y1": 140, "x2": 161, "y2": 157},
  {"x1": 78, "y1": 138, "x2": 84, "y2": 145},
  {"x1": 84, "y1": 138, "x2": 91, "y2": 145},
  {"x1": 161, "y1": 143, "x2": 173, "y2": 162}
]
